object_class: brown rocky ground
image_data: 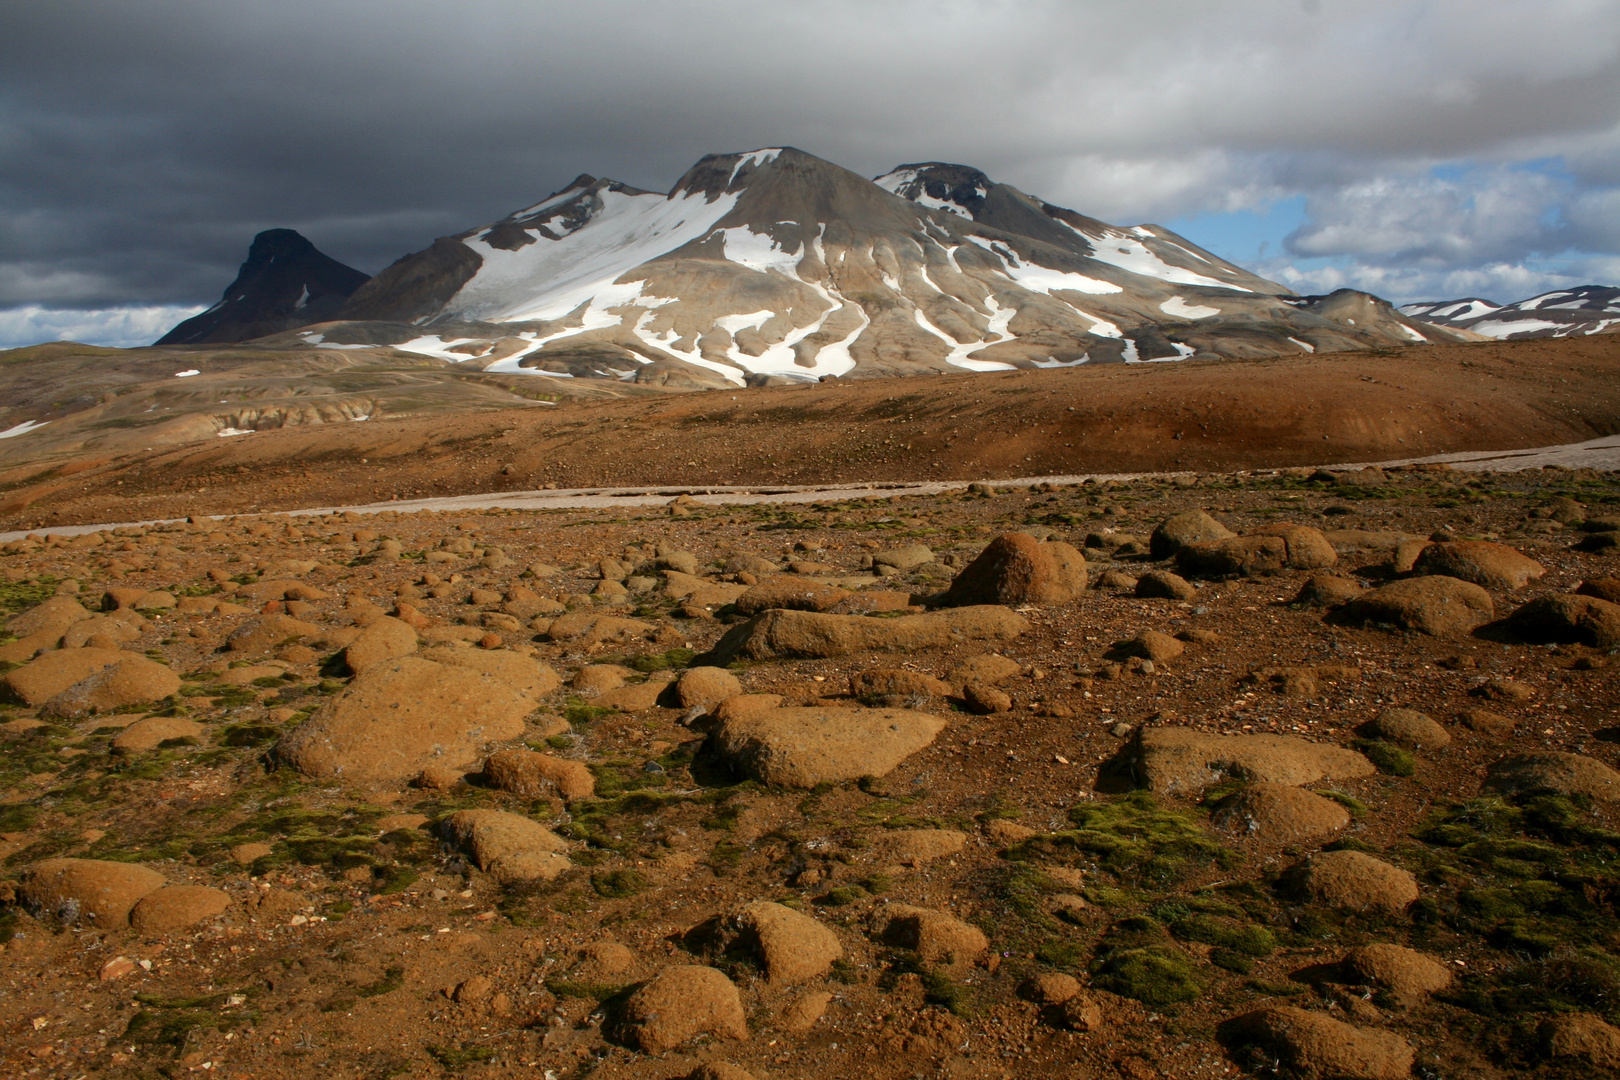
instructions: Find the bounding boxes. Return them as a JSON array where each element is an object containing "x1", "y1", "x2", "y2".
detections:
[
  {"x1": 1, "y1": 334, "x2": 1617, "y2": 530},
  {"x1": 0, "y1": 458, "x2": 1618, "y2": 1080}
]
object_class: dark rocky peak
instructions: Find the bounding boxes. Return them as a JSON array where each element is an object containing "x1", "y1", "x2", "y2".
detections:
[
  {"x1": 874, "y1": 163, "x2": 993, "y2": 218},
  {"x1": 156, "y1": 229, "x2": 369, "y2": 345}
]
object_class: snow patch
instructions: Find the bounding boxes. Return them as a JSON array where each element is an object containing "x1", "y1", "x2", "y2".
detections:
[
  {"x1": 0, "y1": 420, "x2": 49, "y2": 440},
  {"x1": 1470, "y1": 318, "x2": 1564, "y2": 339},
  {"x1": 393, "y1": 335, "x2": 486, "y2": 361},
  {"x1": 1159, "y1": 296, "x2": 1219, "y2": 319},
  {"x1": 216, "y1": 427, "x2": 254, "y2": 437},
  {"x1": 718, "y1": 228, "x2": 805, "y2": 276},
  {"x1": 911, "y1": 303, "x2": 1016, "y2": 372},
  {"x1": 1397, "y1": 323, "x2": 1429, "y2": 343},
  {"x1": 1288, "y1": 337, "x2": 1316, "y2": 353},
  {"x1": 729, "y1": 148, "x2": 783, "y2": 183},
  {"x1": 294, "y1": 285, "x2": 309, "y2": 311},
  {"x1": 964, "y1": 238, "x2": 1121, "y2": 296},
  {"x1": 173, "y1": 369, "x2": 200, "y2": 378},
  {"x1": 1058, "y1": 223, "x2": 1250, "y2": 292}
]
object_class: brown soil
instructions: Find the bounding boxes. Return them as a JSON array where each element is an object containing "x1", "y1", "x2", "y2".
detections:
[{"x1": 2, "y1": 334, "x2": 1617, "y2": 530}]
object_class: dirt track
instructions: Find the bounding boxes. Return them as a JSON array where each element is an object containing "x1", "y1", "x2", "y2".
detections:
[{"x1": 2, "y1": 335, "x2": 1617, "y2": 530}]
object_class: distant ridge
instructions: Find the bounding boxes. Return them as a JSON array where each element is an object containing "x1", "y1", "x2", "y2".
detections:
[{"x1": 1401, "y1": 285, "x2": 1620, "y2": 340}]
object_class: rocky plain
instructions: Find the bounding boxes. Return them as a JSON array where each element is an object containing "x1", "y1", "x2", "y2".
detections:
[{"x1": 1, "y1": 343, "x2": 1619, "y2": 1080}]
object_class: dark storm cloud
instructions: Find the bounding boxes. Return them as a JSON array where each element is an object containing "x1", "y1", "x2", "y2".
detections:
[{"x1": 3, "y1": 0, "x2": 1620, "y2": 339}]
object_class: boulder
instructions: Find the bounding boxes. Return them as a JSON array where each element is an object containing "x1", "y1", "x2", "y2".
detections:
[
  {"x1": 1121, "y1": 629, "x2": 1184, "y2": 663},
  {"x1": 19, "y1": 858, "x2": 166, "y2": 926},
  {"x1": 439, "y1": 809, "x2": 571, "y2": 884},
  {"x1": 595, "y1": 678, "x2": 673, "y2": 711},
  {"x1": 1414, "y1": 540, "x2": 1545, "y2": 590},
  {"x1": 1339, "y1": 575, "x2": 1493, "y2": 636},
  {"x1": 1126, "y1": 728, "x2": 1375, "y2": 796},
  {"x1": 61, "y1": 611, "x2": 145, "y2": 649},
  {"x1": 1150, "y1": 511, "x2": 1235, "y2": 559},
  {"x1": 1135, "y1": 570, "x2": 1198, "y2": 601},
  {"x1": 483, "y1": 749, "x2": 595, "y2": 801},
  {"x1": 1360, "y1": 708, "x2": 1450, "y2": 750},
  {"x1": 1252, "y1": 524, "x2": 1339, "y2": 570},
  {"x1": 873, "y1": 828, "x2": 968, "y2": 866},
  {"x1": 129, "y1": 885, "x2": 231, "y2": 934},
  {"x1": 1540, "y1": 1013, "x2": 1620, "y2": 1068},
  {"x1": 7, "y1": 595, "x2": 92, "y2": 640},
  {"x1": 1281, "y1": 851, "x2": 1419, "y2": 916},
  {"x1": 420, "y1": 646, "x2": 562, "y2": 701},
  {"x1": 1210, "y1": 784, "x2": 1350, "y2": 845},
  {"x1": 1455, "y1": 708, "x2": 1514, "y2": 736},
  {"x1": 780, "y1": 989, "x2": 833, "y2": 1033},
  {"x1": 1340, "y1": 943, "x2": 1453, "y2": 1004},
  {"x1": 949, "y1": 653, "x2": 1022, "y2": 685},
  {"x1": 3, "y1": 647, "x2": 126, "y2": 706},
  {"x1": 340, "y1": 616, "x2": 418, "y2": 674},
  {"x1": 849, "y1": 669, "x2": 952, "y2": 699},
  {"x1": 1503, "y1": 593, "x2": 1620, "y2": 648},
  {"x1": 941, "y1": 533, "x2": 1086, "y2": 606},
  {"x1": 733, "y1": 576, "x2": 851, "y2": 616},
  {"x1": 544, "y1": 612, "x2": 656, "y2": 646},
  {"x1": 874, "y1": 544, "x2": 936, "y2": 570},
  {"x1": 962, "y1": 681, "x2": 1013, "y2": 714},
  {"x1": 1219, "y1": 1007, "x2": 1414, "y2": 1080},
  {"x1": 572, "y1": 664, "x2": 630, "y2": 694},
  {"x1": 1178, "y1": 527, "x2": 1335, "y2": 577},
  {"x1": 873, "y1": 904, "x2": 987, "y2": 971},
  {"x1": 111, "y1": 716, "x2": 204, "y2": 754},
  {"x1": 1577, "y1": 578, "x2": 1620, "y2": 604},
  {"x1": 714, "y1": 706, "x2": 947, "y2": 788},
  {"x1": 1021, "y1": 972, "x2": 1082, "y2": 1005},
  {"x1": 274, "y1": 656, "x2": 534, "y2": 784},
  {"x1": 1294, "y1": 574, "x2": 1365, "y2": 607},
  {"x1": 729, "y1": 901, "x2": 843, "y2": 985},
  {"x1": 676, "y1": 666, "x2": 743, "y2": 708},
  {"x1": 705, "y1": 606, "x2": 1027, "y2": 664},
  {"x1": 40, "y1": 654, "x2": 182, "y2": 718},
  {"x1": 226, "y1": 613, "x2": 324, "y2": 655},
  {"x1": 618, "y1": 965, "x2": 747, "y2": 1053},
  {"x1": 1485, "y1": 752, "x2": 1620, "y2": 801}
]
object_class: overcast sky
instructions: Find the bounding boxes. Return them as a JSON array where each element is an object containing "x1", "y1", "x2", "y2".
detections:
[{"x1": 4, "y1": 0, "x2": 1619, "y2": 348}]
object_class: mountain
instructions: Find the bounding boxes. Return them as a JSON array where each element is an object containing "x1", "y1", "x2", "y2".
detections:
[
  {"x1": 1401, "y1": 285, "x2": 1620, "y2": 340},
  {"x1": 156, "y1": 229, "x2": 370, "y2": 345},
  {"x1": 311, "y1": 147, "x2": 1469, "y2": 387}
]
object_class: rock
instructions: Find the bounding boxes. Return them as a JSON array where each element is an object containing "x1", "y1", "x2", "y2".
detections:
[
  {"x1": 941, "y1": 532, "x2": 1086, "y2": 606},
  {"x1": 340, "y1": 616, "x2": 418, "y2": 674},
  {"x1": 62, "y1": 611, "x2": 145, "y2": 649},
  {"x1": 7, "y1": 595, "x2": 92, "y2": 640},
  {"x1": 40, "y1": 653, "x2": 181, "y2": 718},
  {"x1": 251, "y1": 887, "x2": 309, "y2": 923},
  {"x1": 571, "y1": 664, "x2": 631, "y2": 694},
  {"x1": 619, "y1": 965, "x2": 747, "y2": 1053},
  {"x1": 712, "y1": 694, "x2": 785, "y2": 722},
  {"x1": 1360, "y1": 708, "x2": 1450, "y2": 750},
  {"x1": 1253, "y1": 524, "x2": 1339, "y2": 569},
  {"x1": 1541, "y1": 1013, "x2": 1620, "y2": 1068},
  {"x1": 962, "y1": 680, "x2": 1013, "y2": 714},
  {"x1": 545, "y1": 612, "x2": 656, "y2": 646},
  {"x1": 111, "y1": 716, "x2": 204, "y2": 754},
  {"x1": 1054, "y1": 992, "x2": 1105, "y2": 1032},
  {"x1": 984, "y1": 819, "x2": 1037, "y2": 845},
  {"x1": 99, "y1": 956, "x2": 138, "y2": 982},
  {"x1": 705, "y1": 606, "x2": 1027, "y2": 664},
  {"x1": 439, "y1": 809, "x2": 571, "y2": 884},
  {"x1": 1220, "y1": 1006, "x2": 1414, "y2": 1080},
  {"x1": 19, "y1": 858, "x2": 166, "y2": 926},
  {"x1": 129, "y1": 885, "x2": 231, "y2": 934},
  {"x1": 949, "y1": 653, "x2": 1023, "y2": 685},
  {"x1": 875, "y1": 828, "x2": 967, "y2": 866},
  {"x1": 1096, "y1": 569, "x2": 1139, "y2": 590},
  {"x1": 1577, "y1": 578, "x2": 1620, "y2": 604},
  {"x1": 1294, "y1": 574, "x2": 1365, "y2": 607},
  {"x1": 1471, "y1": 677, "x2": 1533, "y2": 703},
  {"x1": 230, "y1": 842, "x2": 273, "y2": 866},
  {"x1": 677, "y1": 666, "x2": 742, "y2": 708},
  {"x1": 1122, "y1": 629, "x2": 1184, "y2": 663},
  {"x1": 1127, "y1": 728, "x2": 1375, "y2": 796},
  {"x1": 735, "y1": 573, "x2": 855, "y2": 615},
  {"x1": 1455, "y1": 708, "x2": 1515, "y2": 736},
  {"x1": 375, "y1": 813, "x2": 429, "y2": 833},
  {"x1": 1210, "y1": 784, "x2": 1350, "y2": 845},
  {"x1": 1021, "y1": 972, "x2": 1081, "y2": 1005},
  {"x1": 1485, "y1": 752, "x2": 1620, "y2": 801},
  {"x1": 3, "y1": 648, "x2": 134, "y2": 706},
  {"x1": 730, "y1": 901, "x2": 843, "y2": 985},
  {"x1": 1414, "y1": 540, "x2": 1545, "y2": 590},
  {"x1": 1135, "y1": 570, "x2": 1197, "y2": 601},
  {"x1": 780, "y1": 988, "x2": 833, "y2": 1033},
  {"x1": 595, "y1": 678, "x2": 672, "y2": 711},
  {"x1": 1281, "y1": 851, "x2": 1420, "y2": 916},
  {"x1": 714, "y1": 706, "x2": 947, "y2": 788},
  {"x1": 1503, "y1": 593, "x2": 1620, "y2": 647},
  {"x1": 422, "y1": 647, "x2": 561, "y2": 701},
  {"x1": 453, "y1": 975, "x2": 493, "y2": 1004},
  {"x1": 274, "y1": 656, "x2": 535, "y2": 784},
  {"x1": 1339, "y1": 576, "x2": 1494, "y2": 636},
  {"x1": 226, "y1": 613, "x2": 324, "y2": 654},
  {"x1": 874, "y1": 544, "x2": 936, "y2": 571},
  {"x1": 874, "y1": 904, "x2": 987, "y2": 971},
  {"x1": 849, "y1": 669, "x2": 952, "y2": 699},
  {"x1": 1179, "y1": 527, "x2": 1336, "y2": 578},
  {"x1": 576, "y1": 940, "x2": 635, "y2": 977},
  {"x1": 1340, "y1": 943, "x2": 1453, "y2": 1004},
  {"x1": 655, "y1": 550, "x2": 700, "y2": 576},
  {"x1": 417, "y1": 763, "x2": 465, "y2": 790},
  {"x1": 1393, "y1": 540, "x2": 1429, "y2": 572},
  {"x1": 1150, "y1": 511, "x2": 1236, "y2": 559},
  {"x1": 482, "y1": 749, "x2": 595, "y2": 801}
]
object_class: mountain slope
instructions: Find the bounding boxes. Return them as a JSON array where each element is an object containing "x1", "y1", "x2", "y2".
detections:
[
  {"x1": 157, "y1": 230, "x2": 370, "y2": 345},
  {"x1": 1403, "y1": 285, "x2": 1620, "y2": 340},
  {"x1": 316, "y1": 147, "x2": 1470, "y2": 386}
]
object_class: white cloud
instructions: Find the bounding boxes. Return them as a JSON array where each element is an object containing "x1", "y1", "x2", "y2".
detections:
[{"x1": 0, "y1": 305, "x2": 203, "y2": 351}]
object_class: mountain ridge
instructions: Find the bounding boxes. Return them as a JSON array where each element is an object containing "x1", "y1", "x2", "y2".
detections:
[{"x1": 1401, "y1": 285, "x2": 1620, "y2": 340}]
